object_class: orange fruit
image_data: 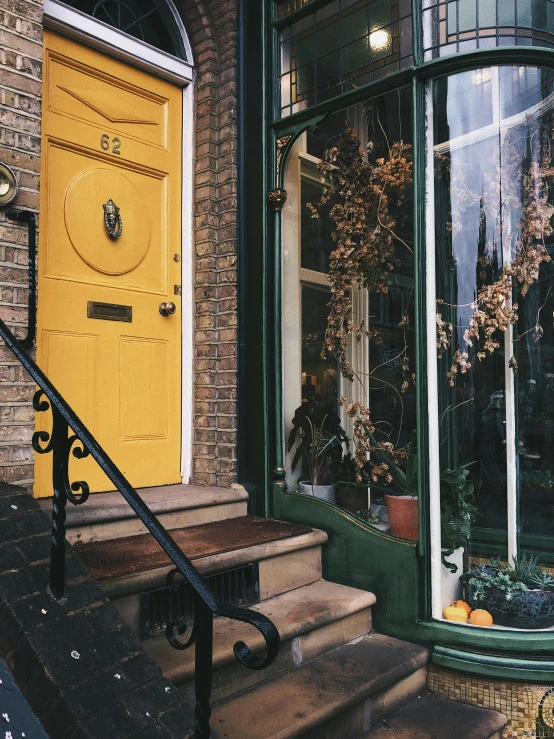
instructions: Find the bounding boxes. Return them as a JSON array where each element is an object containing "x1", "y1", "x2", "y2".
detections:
[
  {"x1": 450, "y1": 600, "x2": 472, "y2": 615},
  {"x1": 469, "y1": 609, "x2": 493, "y2": 627},
  {"x1": 442, "y1": 606, "x2": 468, "y2": 624}
]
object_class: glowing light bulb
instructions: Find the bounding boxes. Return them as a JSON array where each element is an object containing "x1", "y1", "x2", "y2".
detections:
[{"x1": 369, "y1": 29, "x2": 390, "y2": 52}]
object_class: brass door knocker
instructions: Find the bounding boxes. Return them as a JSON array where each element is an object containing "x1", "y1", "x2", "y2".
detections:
[{"x1": 103, "y1": 198, "x2": 122, "y2": 238}]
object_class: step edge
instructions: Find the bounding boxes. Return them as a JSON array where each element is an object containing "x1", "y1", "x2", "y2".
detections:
[
  {"x1": 149, "y1": 585, "x2": 377, "y2": 684},
  {"x1": 40, "y1": 485, "x2": 249, "y2": 527},
  {"x1": 210, "y1": 637, "x2": 431, "y2": 739},
  {"x1": 96, "y1": 529, "x2": 329, "y2": 598},
  {"x1": 367, "y1": 694, "x2": 508, "y2": 738}
]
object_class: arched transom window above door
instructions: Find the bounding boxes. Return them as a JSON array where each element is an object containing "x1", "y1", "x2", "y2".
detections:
[{"x1": 60, "y1": 0, "x2": 188, "y2": 59}]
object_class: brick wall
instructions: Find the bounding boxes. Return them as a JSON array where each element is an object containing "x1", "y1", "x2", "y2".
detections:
[
  {"x1": 0, "y1": 0, "x2": 43, "y2": 485},
  {"x1": 179, "y1": 0, "x2": 239, "y2": 488},
  {"x1": 0, "y1": 0, "x2": 240, "y2": 489}
]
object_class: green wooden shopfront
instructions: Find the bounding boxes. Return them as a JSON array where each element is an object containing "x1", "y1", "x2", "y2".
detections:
[{"x1": 238, "y1": 0, "x2": 554, "y2": 734}]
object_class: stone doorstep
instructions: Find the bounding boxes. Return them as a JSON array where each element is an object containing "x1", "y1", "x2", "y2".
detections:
[
  {"x1": 83, "y1": 529, "x2": 328, "y2": 601},
  {"x1": 210, "y1": 633, "x2": 431, "y2": 739},
  {"x1": 110, "y1": 537, "x2": 328, "y2": 640},
  {"x1": 37, "y1": 484, "x2": 250, "y2": 544},
  {"x1": 367, "y1": 693, "x2": 507, "y2": 739},
  {"x1": 144, "y1": 579, "x2": 376, "y2": 696}
]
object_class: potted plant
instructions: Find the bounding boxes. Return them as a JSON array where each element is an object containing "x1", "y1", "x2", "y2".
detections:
[
  {"x1": 380, "y1": 443, "x2": 418, "y2": 542},
  {"x1": 335, "y1": 452, "x2": 370, "y2": 512},
  {"x1": 287, "y1": 399, "x2": 347, "y2": 502},
  {"x1": 465, "y1": 555, "x2": 554, "y2": 629},
  {"x1": 440, "y1": 462, "x2": 478, "y2": 573},
  {"x1": 344, "y1": 402, "x2": 418, "y2": 539}
]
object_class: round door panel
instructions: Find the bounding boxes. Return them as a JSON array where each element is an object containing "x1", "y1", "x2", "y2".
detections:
[{"x1": 64, "y1": 167, "x2": 151, "y2": 275}]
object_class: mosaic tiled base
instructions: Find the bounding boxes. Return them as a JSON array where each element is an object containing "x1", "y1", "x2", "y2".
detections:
[{"x1": 428, "y1": 665, "x2": 554, "y2": 738}]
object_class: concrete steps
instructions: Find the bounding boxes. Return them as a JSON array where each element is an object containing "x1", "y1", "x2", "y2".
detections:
[
  {"x1": 210, "y1": 633, "x2": 430, "y2": 739},
  {"x1": 74, "y1": 514, "x2": 329, "y2": 638},
  {"x1": 367, "y1": 693, "x2": 506, "y2": 738},
  {"x1": 69, "y1": 489, "x2": 506, "y2": 739},
  {"x1": 145, "y1": 579, "x2": 375, "y2": 703}
]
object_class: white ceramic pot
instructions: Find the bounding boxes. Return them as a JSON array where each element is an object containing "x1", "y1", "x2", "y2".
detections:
[{"x1": 298, "y1": 481, "x2": 335, "y2": 503}]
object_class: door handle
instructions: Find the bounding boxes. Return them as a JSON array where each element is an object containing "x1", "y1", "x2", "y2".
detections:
[
  {"x1": 6, "y1": 210, "x2": 36, "y2": 349},
  {"x1": 159, "y1": 302, "x2": 176, "y2": 316}
]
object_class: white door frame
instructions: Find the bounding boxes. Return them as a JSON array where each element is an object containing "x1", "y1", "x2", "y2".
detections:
[{"x1": 43, "y1": 0, "x2": 196, "y2": 483}]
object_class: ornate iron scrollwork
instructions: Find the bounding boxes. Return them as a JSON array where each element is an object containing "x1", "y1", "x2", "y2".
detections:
[
  {"x1": 103, "y1": 198, "x2": 122, "y2": 238},
  {"x1": 275, "y1": 135, "x2": 292, "y2": 182},
  {"x1": 165, "y1": 567, "x2": 196, "y2": 651}
]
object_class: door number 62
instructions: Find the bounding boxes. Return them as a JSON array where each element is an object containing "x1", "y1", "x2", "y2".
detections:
[{"x1": 100, "y1": 134, "x2": 121, "y2": 155}]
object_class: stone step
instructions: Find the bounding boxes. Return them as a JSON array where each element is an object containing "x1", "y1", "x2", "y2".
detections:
[
  {"x1": 210, "y1": 633, "x2": 430, "y2": 739},
  {"x1": 74, "y1": 516, "x2": 328, "y2": 633},
  {"x1": 145, "y1": 579, "x2": 376, "y2": 704},
  {"x1": 367, "y1": 693, "x2": 507, "y2": 738},
  {"x1": 38, "y1": 484, "x2": 249, "y2": 544}
]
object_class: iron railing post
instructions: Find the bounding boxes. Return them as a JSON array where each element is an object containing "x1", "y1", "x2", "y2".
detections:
[
  {"x1": 50, "y1": 407, "x2": 68, "y2": 599},
  {"x1": 194, "y1": 593, "x2": 214, "y2": 739}
]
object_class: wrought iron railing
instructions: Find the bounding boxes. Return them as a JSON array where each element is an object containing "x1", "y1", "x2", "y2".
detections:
[{"x1": 0, "y1": 317, "x2": 280, "y2": 739}]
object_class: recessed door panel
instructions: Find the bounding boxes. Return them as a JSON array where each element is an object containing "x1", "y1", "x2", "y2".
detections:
[
  {"x1": 47, "y1": 53, "x2": 168, "y2": 148},
  {"x1": 43, "y1": 142, "x2": 167, "y2": 293},
  {"x1": 120, "y1": 337, "x2": 168, "y2": 440},
  {"x1": 35, "y1": 30, "x2": 182, "y2": 497},
  {"x1": 40, "y1": 330, "x2": 100, "y2": 434}
]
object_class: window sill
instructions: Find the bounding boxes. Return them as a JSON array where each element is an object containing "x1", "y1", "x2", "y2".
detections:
[{"x1": 432, "y1": 644, "x2": 554, "y2": 683}]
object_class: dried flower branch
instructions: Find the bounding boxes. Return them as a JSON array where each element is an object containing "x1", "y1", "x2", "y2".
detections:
[
  {"x1": 437, "y1": 132, "x2": 553, "y2": 384},
  {"x1": 308, "y1": 129, "x2": 412, "y2": 381}
]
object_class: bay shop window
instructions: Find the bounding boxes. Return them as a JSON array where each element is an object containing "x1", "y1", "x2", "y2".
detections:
[
  {"x1": 428, "y1": 64, "x2": 554, "y2": 624},
  {"x1": 276, "y1": 0, "x2": 554, "y2": 632}
]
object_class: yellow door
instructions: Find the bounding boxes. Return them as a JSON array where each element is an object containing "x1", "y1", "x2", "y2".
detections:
[{"x1": 35, "y1": 30, "x2": 183, "y2": 497}]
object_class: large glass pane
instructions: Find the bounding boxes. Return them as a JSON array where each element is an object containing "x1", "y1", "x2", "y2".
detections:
[
  {"x1": 432, "y1": 66, "x2": 554, "y2": 629},
  {"x1": 284, "y1": 87, "x2": 415, "y2": 532}
]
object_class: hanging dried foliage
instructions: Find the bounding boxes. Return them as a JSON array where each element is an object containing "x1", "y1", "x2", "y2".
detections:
[
  {"x1": 437, "y1": 134, "x2": 553, "y2": 385},
  {"x1": 307, "y1": 128, "x2": 412, "y2": 381}
]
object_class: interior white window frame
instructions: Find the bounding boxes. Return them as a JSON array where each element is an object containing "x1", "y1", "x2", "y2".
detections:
[
  {"x1": 43, "y1": 0, "x2": 196, "y2": 483},
  {"x1": 282, "y1": 133, "x2": 371, "y2": 499},
  {"x1": 426, "y1": 67, "x2": 524, "y2": 621}
]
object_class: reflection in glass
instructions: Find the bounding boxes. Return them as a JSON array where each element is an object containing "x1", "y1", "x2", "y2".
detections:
[
  {"x1": 423, "y1": 0, "x2": 554, "y2": 61},
  {"x1": 433, "y1": 67, "x2": 554, "y2": 602},
  {"x1": 301, "y1": 286, "x2": 338, "y2": 405}
]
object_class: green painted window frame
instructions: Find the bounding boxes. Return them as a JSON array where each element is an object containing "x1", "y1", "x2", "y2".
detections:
[{"x1": 264, "y1": 0, "x2": 554, "y2": 666}]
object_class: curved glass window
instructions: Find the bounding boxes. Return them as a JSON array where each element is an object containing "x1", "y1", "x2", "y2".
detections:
[
  {"x1": 430, "y1": 65, "x2": 554, "y2": 628},
  {"x1": 423, "y1": 0, "x2": 554, "y2": 60},
  {"x1": 64, "y1": 0, "x2": 187, "y2": 58}
]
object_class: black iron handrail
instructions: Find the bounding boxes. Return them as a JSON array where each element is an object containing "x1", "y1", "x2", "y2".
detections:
[
  {"x1": 5, "y1": 210, "x2": 36, "y2": 349},
  {"x1": 0, "y1": 318, "x2": 280, "y2": 739}
]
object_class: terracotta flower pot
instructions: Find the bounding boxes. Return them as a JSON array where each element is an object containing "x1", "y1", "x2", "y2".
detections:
[{"x1": 385, "y1": 494, "x2": 418, "y2": 541}]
